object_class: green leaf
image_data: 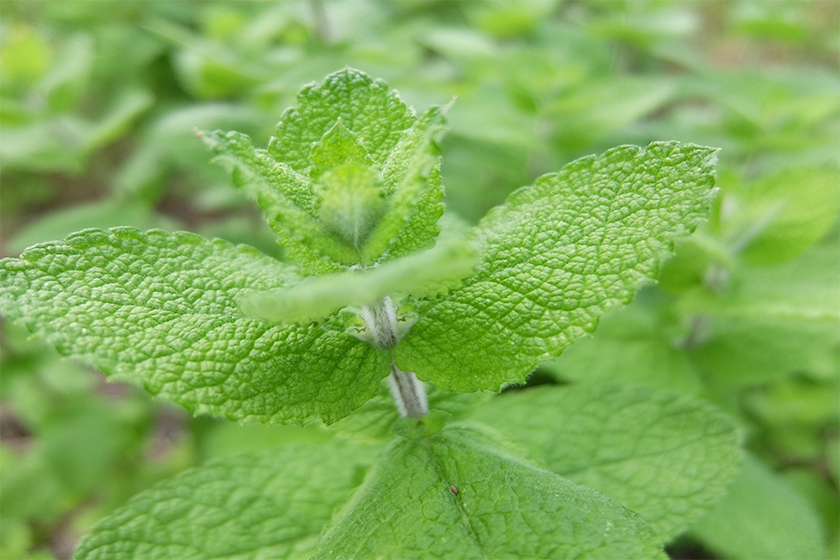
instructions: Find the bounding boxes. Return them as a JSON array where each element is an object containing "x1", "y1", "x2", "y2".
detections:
[
  {"x1": 687, "y1": 315, "x2": 839, "y2": 386},
  {"x1": 692, "y1": 454, "x2": 826, "y2": 560},
  {"x1": 360, "y1": 105, "x2": 448, "y2": 262},
  {"x1": 678, "y1": 243, "x2": 840, "y2": 322},
  {"x1": 733, "y1": 166, "x2": 839, "y2": 265},
  {"x1": 0, "y1": 228, "x2": 390, "y2": 425},
  {"x1": 471, "y1": 384, "x2": 741, "y2": 544},
  {"x1": 238, "y1": 236, "x2": 480, "y2": 325},
  {"x1": 397, "y1": 142, "x2": 718, "y2": 391},
  {"x1": 313, "y1": 424, "x2": 664, "y2": 560},
  {"x1": 207, "y1": 68, "x2": 447, "y2": 271},
  {"x1": 268, "y1": 68, "x2": 415, "y2": 173},
  {"x1": 74, "y1": 439, "x2": 382, "y2": 560},
  {"x1": 542, "y1": 303, "x2": 704, "y2": 395},
  {"x1": 202, "y1": 129, "x2": 359, "y2": 274}
]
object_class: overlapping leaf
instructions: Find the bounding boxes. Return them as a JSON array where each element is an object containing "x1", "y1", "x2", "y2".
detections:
[
  {"x1": 472, "y1": 384, "x2": 741, "y2": 543},
  {"x1": 0, "y1": 228, "x2": 390, "y2": 425},
  {"x1": 74, "y1": 439, "x2": 383, "y2": 560},
  {"x1": 397, "y1": 141, "x2": 718, "y2": 391},
  {"x1": 206, "y1": 68, "x2": 447, "y2": 273},
  {"x1": 313, "y1": 424, "x2": 665, "y2": 560}
]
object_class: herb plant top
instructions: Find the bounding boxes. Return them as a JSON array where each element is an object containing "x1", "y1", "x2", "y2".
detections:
[{"x1": 0, "y1": 68, "x2": 740, "y2": 560}]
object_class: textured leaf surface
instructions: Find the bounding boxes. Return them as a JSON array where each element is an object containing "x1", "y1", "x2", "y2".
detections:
[
  {"x1": 268, "y1": 68, "x2": 415, "y2": 173},
  {"x1": 471, "y1": 384, "x2": 741, "y2": 543},
  {"x1": 74, "y1": 439, "x2": 382, "y2": 560},
  {"x1": 209, "y1": 68, "x2": 446, "y2": 271},
  {"x1": 0, "y1": 228, "x2": 390, "y2": 424},
  {"x1": 313, "y1": 424, "x2": 665, "y2": 560},
  {"x1": 692, "y1": 454, "x2": 826, "y2": 560},
  {"x1": 397, "y1": 142, "x2": 718, "y2": 391},
  {"x1": 203, "y1": 130, "x2": 358, "y2": 275},
  {"x1": 239, "y1": 237, "x2": 479, "y2": 324}
]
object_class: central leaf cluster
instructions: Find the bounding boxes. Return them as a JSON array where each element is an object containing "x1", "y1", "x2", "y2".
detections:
[{"x1": 204, "y1": 68, "x2": 447, "y2": 274}]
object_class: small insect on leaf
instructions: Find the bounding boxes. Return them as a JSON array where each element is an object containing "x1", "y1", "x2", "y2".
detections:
[{"x1": 450, "y1": 485, "x2": 458, "y2": 495}]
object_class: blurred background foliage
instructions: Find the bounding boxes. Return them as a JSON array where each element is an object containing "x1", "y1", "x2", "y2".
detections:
[{"x1": 0, "y1": 1, "x2": 837, "y2": 559}]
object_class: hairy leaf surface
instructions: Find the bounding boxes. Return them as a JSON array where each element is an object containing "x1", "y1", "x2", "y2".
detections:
[
  {"x1": 0, "y1": 228, "x2": 390, "y2": 424},
  {"x1": 397, "y1": 142, "x2": 718, "y2": 391},
  {"x1": 207, "y1": 69, "x2": 446, "y2": 272},
  {"x1": 472, "y1": 384, "x2": 741, "y2": 543},
  {"x1": 313, "y1": 425, "x2": 665, "y2": 560},
  {"x1": 74, "y1": 439, "x2": 382, "y2": 560}
]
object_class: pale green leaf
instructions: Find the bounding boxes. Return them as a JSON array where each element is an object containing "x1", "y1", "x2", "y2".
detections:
[
  {"x1": 692, "y1": 454, "x2": 826, "y2": 560},
  {"x1": 678, "y1": 243, "x2": 840, "y2": 322},
  {"x1": 542, "y1": 303, "x2": 704, "y2": 395},
  {"x1": 734, "y1": 166, "x2": 839, "y2": 265},
  {"x1": 688, "y1": 315, "x2": 839, "y2": 385},
  {"x1": 207, "y1": 68, "x2": 447, "y2": 269},
  {"x1": 238, "y1": 237, "x2": 480, "y2": 325},
  {"x1": 0, "y1": 228, "x2": 390, "y2": 425},
  {"x1": 397, "y1": 142, "x2": 718, "y2": 391},
  {"x1": 268, "y1": 67, "x2": 415, "y2": 173},
  {"x1": 360, "y1": 105, "x2": 448, "y2": 262},
  {"x1": 472, "y1": 385, "x2": 741, "y2": 543},
  {"x1": 309, "y1": 120, "x2": 372, "y2": 180},
  {"x1": 202, "y1": 129, "x2": 359, "y2": 274},
  {"x1": 313, "y1": 424, "x2": 665, "y2": 560},
  {"x1": 74, "y1": 439, "x2": 382, "y2": 560}
]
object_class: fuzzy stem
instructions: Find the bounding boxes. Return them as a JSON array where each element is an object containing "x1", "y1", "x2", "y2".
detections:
[
  {"x1": 361, "y1": 297, "x2": 428, "y2": 417},
  {"x1": 388, "y1": 363, "x2": 428, "y2": 418}
]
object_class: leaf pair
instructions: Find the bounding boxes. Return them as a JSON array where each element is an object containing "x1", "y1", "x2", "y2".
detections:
[
  {"x1": 74, "y1": 384, "x2": 742, "y2": 559},
  {"x1": 0, "y1": 68, "x2": 718, "y2": 426}
]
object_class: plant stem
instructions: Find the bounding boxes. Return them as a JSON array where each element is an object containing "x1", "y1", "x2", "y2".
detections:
[
  {"x1": 389, "y1": 363, "x2": 428, "y2": 418},
  {"x1": 362, "y1": 297, "x2": 428, "y2": 418}
]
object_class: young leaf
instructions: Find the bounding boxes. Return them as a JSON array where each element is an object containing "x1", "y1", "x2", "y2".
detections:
[
  {"x1": 471, "y1": 384, "x2": 742, "y2": 544},
  {"x1": 74, "y1": 439, "x2": 383, "y2": 560},
  {"x1": 691, "y1": 454, "x2": 826, "y2": 560},
  {"x1": 313, "y1": 424, "x2": 665, "y2": 560},
  {"x1": 0, "y1": 228, "x2": 390, "y2": 425},
  {"x1": 238, "y1": 236, "x2": 479, "y2": 325},
  {"x1": 268, "y1": 67, "x2": 415, "y2": 173},
  {"x1": 396, "y1": 141, "x2": 718, "y2": 391},
  {"x1": 209, "y1": 68, "x2": 447, "y2": 271},
  {"x1": 202, "y1": 130, "x2": 359, "y2": 274},
  {"x1": 360, "y1": 105, "x2": 448, "y2": 262}
]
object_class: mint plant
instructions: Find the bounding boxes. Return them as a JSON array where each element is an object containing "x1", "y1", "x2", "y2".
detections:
[{"x1": 0, "y1": 68, "x2": 740, "y2": 560}]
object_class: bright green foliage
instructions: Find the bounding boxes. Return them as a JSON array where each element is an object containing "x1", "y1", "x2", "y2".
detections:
[
  {"x1": 74, "y1": 439, "x2": 382, "y2": 560},
  {"x1": 397, "y1": 142, "x2": 718, "y2": 391},
  {"x1": 0, "y1": 67, "x2": 735, "y2": 560},
  {"x1": 732, "y1": 166, "x2": 839, "y2": 265},
  {"x1": 238, "y1": 237, "x2": 479, "y2": 325},
  {"x1": 471, "y1": 385, "x2": 741, "y2": 543},
  {"x1": 0, "y1": 227, "x2": 390, "y2": 425},
  {"x1": 542, "y1": 305, "x2": 705, "y2": 394},
  {"x1": 313, "y1": 425, "x2": 665, "y2": 560},
  {"x1": 205, "y1": 68, "x2": 446, "y2": 274},
  {"x1": 692, "y1": 454, "x2": 826, "y2": 560}
]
